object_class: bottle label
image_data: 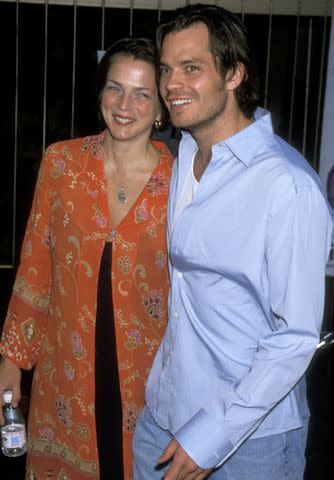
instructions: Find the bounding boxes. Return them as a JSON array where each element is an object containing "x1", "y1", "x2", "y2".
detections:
[{"x1": 1, "y1": 424, "x2": 26, "y2": 449}]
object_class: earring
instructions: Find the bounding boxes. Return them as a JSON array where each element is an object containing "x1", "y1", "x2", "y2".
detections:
[{"x1": 154, "y1": 119, "x2": 162, "y2": 129}]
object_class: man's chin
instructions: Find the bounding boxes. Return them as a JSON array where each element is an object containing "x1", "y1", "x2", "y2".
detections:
[{"x1": 169, "y1": 118, "x2": 192, "y2": 130}]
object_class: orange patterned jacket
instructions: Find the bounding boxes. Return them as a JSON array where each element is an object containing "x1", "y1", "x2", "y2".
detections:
[{"x1": 0, "y1": 133, "x2": 173, "y2": 480}]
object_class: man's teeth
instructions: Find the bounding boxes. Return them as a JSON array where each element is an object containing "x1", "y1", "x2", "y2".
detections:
[
  {"x1": 171, "y1": 99, "x2": 194, "y2": 106},
  {"x1": 114, "y1": 116, "x2": 132, "y2": 124}
]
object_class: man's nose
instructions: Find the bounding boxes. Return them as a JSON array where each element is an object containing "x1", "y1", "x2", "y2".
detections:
[{"x1": 162, "y1": 70, "x2": 183, "y2": 92}]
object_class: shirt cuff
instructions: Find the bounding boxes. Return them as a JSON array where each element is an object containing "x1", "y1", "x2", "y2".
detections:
[{"x1": 174, "y1": 408, "x2": 233, "y2": 469}]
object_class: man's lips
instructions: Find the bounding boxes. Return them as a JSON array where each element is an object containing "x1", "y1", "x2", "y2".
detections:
[{"x1": 168, "y1": 98, "x2": 195, "y2": 107}]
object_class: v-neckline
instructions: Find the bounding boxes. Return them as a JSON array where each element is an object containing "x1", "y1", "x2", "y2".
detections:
[
  {"x1": 95, "y1": 132, "x2": 165, "y2": 233},
  {"x1": 110, "y1": 154, "x2": 162, "y2": 231}
]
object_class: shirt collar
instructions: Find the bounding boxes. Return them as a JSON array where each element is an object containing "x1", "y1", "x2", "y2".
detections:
[
  {"x1": 224, "y1": 107, "x2": 273, "y2": 166},
  {"x1": 180, "y1": 107, "x2": 274, "y2": 167}
]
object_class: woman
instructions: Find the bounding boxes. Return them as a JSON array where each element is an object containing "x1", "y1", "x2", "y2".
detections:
[{"x1": 0, "y1": 38, "x2": 173, "y2": 479}]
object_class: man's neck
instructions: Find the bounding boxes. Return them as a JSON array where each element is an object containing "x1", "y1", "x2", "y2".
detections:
[{"x1": 191, "y1": 109, "x2": 253, "y2": 182}]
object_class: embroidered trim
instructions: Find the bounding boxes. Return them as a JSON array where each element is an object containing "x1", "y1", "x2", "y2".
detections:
[
  {"x1": 13, "y1": 276, "x2": 51, "y2": 311},
  {"x1": 29, "y1": 438, "x2": 98, "y2": 475}
]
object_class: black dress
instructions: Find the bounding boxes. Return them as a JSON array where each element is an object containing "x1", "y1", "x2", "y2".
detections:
[{"x1": 95, "y1": 241, "x2": 124, "y2": 479}]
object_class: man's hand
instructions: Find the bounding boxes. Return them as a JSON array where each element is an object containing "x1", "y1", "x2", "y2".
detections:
[
  {"x1": 0, "y1": 357, "x2": 21, "y2": 424},
  {"x1": 158, "y1": 439, "x2": 213, "y2": 480}
]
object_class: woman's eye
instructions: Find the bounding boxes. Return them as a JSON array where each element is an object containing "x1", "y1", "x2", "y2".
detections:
[
  {"x1": 136, "y1": 92, "x2": 150, "y2": 99},
  {"x1": 105, "y1": 83, "x2": 120, "y2": 92}
]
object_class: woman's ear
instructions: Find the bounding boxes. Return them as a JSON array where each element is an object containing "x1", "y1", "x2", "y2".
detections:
[{"x1": 153, "y1": 110, "x2": 163, "y2": 130}]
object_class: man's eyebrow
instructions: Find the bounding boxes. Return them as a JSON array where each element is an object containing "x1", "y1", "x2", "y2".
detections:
[
  {"x1": 160, "y1": 58, "x2": 205, "y2": 67},
  {"x1": 180, "y1": 58, "x2": 204, "y2": 65}
]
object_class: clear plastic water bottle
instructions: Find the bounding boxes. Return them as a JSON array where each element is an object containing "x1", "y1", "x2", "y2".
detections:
[{"x1": 1, "y1": 390, "x2": 27, "y2": 457}]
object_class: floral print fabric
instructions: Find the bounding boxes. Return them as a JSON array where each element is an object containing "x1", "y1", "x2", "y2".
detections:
[{"x1": 0, "y1": 133, "x2": 173, "y2": 479}]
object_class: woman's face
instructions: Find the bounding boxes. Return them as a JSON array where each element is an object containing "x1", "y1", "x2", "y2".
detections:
[{"x1": 100, "y1": 55, "x2": 161, "y2": 143}]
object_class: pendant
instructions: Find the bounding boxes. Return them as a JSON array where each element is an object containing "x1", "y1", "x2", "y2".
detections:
[{"x1": 118, "y1": 186, "x2": 127, "y2": 204}]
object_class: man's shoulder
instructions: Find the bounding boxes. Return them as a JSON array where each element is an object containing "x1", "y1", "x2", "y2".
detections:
[
  {"x1": 250, "y1": 108, "x2": 320, "y2": 189},
  {"x1": 255, "y1": 132, "x2": 321, "y2": 193},
  {"x1": 273, "y1": 135, "x2": 320, "y2": 190}
]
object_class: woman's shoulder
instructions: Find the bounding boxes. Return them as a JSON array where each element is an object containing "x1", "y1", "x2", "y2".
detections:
[
  {"x1": 151, "y1": 138, "x2": 175, "y2": 169},
  {"x1": 40, "y1": 133, "x2": 105, "y2": 181},
  {"x1": 45, "y1": 132, "x2": 104, "y2": 157}
]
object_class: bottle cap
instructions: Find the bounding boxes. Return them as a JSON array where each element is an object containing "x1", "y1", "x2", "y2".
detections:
[{"x1": 3, "y1": 390, "x2": 13, "y2": 403}]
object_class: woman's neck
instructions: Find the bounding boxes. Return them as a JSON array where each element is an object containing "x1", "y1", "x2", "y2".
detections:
[{"x1": 103, "y1": 131, "x2": 156, "y2": 173}]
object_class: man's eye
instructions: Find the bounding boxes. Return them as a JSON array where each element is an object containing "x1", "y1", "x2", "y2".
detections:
[
  {"x1": 160, "y1": 66, "x2": 171, "y2": 75},
  {"x1": 186, "y1": 65, "x2": 199, "y2": 72}
]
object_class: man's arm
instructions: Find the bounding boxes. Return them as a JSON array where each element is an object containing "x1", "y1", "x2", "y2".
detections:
[{"x1": 162, "y1": 185, "x2": 333, "y2": 475}]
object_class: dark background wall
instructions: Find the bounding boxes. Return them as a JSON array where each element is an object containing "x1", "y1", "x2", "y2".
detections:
[{"x1": 0, "y1": 4, "x2": 333, "y2": 478}]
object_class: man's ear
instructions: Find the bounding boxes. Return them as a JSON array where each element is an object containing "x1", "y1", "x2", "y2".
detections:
[{"x1": 225, "y1": 62, "x2": 245, "y2": 91}]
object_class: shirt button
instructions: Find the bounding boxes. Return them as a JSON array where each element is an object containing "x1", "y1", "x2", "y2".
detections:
[
  {"x1": 173, "y1": 312, "x2": 178, "y2": 318},
  {"x1": 177, "y1": 272, "x2": 183, "y2": 278}
]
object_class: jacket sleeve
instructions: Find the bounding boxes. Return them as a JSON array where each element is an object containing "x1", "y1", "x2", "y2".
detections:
[{"x1": 0, "y1": 147, "x2": 54, "y2": 370}]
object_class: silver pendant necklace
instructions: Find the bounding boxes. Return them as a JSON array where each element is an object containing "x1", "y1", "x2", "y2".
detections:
[{"x1": 118, "y1": 186, "x2": 127, "y2": 204}]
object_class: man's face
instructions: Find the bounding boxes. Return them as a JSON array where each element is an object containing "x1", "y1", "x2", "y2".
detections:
[{"x1": 159, "y1": 23, "x2": 230, "y2": 136}]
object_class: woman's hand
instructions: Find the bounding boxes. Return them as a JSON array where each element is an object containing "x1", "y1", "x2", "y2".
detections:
[{"x1": 0, "y1": 356, "x2": 21, "y2": 424}]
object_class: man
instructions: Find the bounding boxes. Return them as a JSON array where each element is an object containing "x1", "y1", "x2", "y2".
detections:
[{"x1": 133, "y1": 4, "x2": 333, "y2": 480}]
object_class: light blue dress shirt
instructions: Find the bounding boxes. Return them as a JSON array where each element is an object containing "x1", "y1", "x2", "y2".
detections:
[{"x1": 145, "y1": 108, "x2": 333, "y2": 469}]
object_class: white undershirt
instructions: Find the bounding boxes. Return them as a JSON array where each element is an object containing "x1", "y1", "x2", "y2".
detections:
[{"x1": 173, "y1": 153, "x2": 199, "y2": 228}]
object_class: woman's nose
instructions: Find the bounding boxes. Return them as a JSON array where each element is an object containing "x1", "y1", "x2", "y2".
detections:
[{"x1": 118, "y1": 92, "x2": 132, "y2": 110}]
